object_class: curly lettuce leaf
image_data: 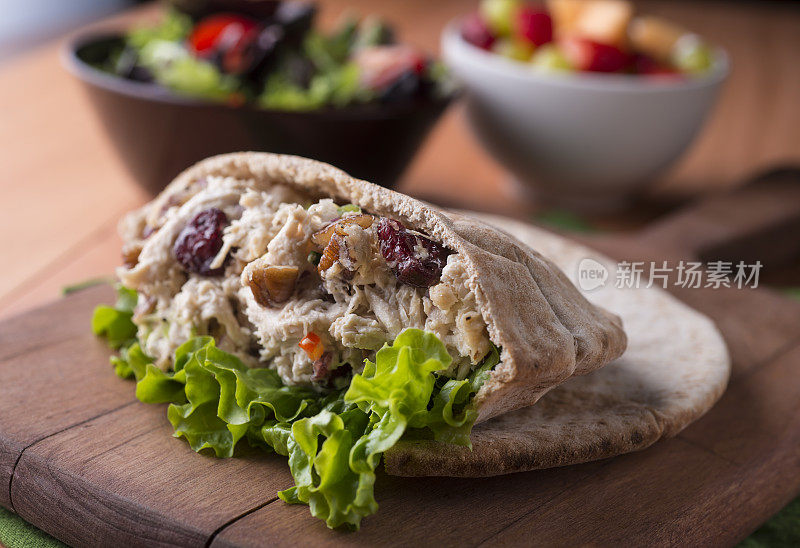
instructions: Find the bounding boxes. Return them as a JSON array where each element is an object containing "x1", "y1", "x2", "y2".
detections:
[
  {"x1": 344, "y1": 332, "x2": 498, "y2": 448},
  {"x1": 280, "y1": 408, "x2": 374, "y2": 528},
  {"x1": 111, "y1": 342, "x2": 153, "y2": 381},
  {"x1": 283, "y1": 330, "x2": 455, "y2": 529},
  {"x1": 137, "y1": 363, "x2": 188, "y2": 404},
  {"x1": 426, "y1": 344, "x2": 500, "y2": 446},
  {"x1": 281, "y1": 331, "x2": 499, "y2": 529},
  {"x1": 93, "y1": 296, "x2": 500, "y2": 531},
  {"x1": 157, "y1": 338, "x2": 322, "y2": 458},
  {"x1": 91, "y1": 286, "x2": 138, "y2": 349},
  {"x1": 346, "y1": 329, "x2": 451, "y2": 421}
]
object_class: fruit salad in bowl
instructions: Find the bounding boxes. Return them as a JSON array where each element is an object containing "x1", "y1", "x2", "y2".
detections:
[
  {"x1": 442, "y1": 0, "x2": 728, "y2": 210},
  {"x1": 461, "y1": 0, "x2": 716, "y2": 77}
]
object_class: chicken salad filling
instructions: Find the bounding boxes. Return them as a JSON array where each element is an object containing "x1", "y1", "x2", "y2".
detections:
[{"x1": 118, "y1": 175, "x2": 492, "y2": 390}]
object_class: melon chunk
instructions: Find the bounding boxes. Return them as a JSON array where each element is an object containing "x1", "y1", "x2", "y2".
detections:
[
  {"x1": 628, "y1": 15, "x2": 685, "y2": 62},
  {"x1": 547, "y1": 0, "x2": 633, "y2": 48}
]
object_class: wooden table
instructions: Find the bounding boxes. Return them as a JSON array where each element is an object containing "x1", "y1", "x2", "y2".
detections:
[{"x1": 1, "y1": 0, "x2": 798, "y2": 322}]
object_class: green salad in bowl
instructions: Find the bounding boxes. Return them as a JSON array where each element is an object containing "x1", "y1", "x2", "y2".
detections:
[{"x1": 102, "y1": 1, "x2": 451, "y2": 110}]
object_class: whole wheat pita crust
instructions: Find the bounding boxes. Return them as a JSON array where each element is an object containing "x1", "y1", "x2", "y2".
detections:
[
  {"x1": 159, "y1": 152, "x2": 626, "y2": 423},
  {"x1": 383, "y1": 214, "x2": 730, "y2": 477}
]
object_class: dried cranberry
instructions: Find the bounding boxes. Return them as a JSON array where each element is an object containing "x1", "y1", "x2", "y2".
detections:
[
  {"x1": 330, "y1": 362, "x2": 352, "y2": 382},
  {"x1": 311, "y1": 352, "x2": 332, "y2": 382},
  {"x1": 312, "y1": 352, "x2": 352, "y2": 387},
  {"x1": 377, "y1": 218, "x2": 449, "y2": 287},
  {"x1": 173, "y1": 208, "x2": 229, "y2": 276}
]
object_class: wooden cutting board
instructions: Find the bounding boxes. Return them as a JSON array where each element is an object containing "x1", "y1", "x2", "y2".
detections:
[{"x1": 2, "y1": 171, "x2": 800, "y2": 547}]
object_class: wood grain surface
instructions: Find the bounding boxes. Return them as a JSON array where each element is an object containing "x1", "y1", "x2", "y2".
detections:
[
  {"x1": 2, "y1": 175, "x2": 800, "y2": 545},
  {"x1": 1, "y1": 0, "x2": 799, "y2": 320}
]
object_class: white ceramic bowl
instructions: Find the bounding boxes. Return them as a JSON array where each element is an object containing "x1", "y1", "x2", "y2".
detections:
[{"x1": 442, "y1": 21, "x2": 729, "y2": 209}]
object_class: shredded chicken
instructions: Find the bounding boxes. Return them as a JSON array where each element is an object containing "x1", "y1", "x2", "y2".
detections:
[{"x1": 117, "y1": 175, "x2": 491, "y2": 387}]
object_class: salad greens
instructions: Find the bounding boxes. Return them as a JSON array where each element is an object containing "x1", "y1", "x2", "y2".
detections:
[
  {"x1": 257, "y1": 18, "x2": 377, "y2": 110},
  {"x1": 105, "y1": 6, "x2": 450, "y2": 111},
  {"x1": 138, "y1": 40, "x2": 238, "y2": 100},
  {"x1": 93, "y1": 286, "x2": 499, "y2": 529},
  {"x1": 109, "y1": 10, "x2": 239, "y2": 101},
  {"x1": 126, "y1": 9, "x2": 192, "y2": 51},
  {"x1": 259, "y1": 61, "x2": 368, "y2": 111}
]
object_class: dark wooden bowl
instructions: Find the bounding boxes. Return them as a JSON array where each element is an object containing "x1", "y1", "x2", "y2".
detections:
[{"x1": 62, "y1": 32, "x2": 453, "y2": 195}]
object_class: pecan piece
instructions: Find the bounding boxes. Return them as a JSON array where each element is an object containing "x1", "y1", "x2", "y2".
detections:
[
  {"x1": 317, "y1": 235, "x2": 341, "y2": 274},
  {"x1": 311, "y1": 214, "x2": 374, "y2": 249},
  {"x1": 244, "y1": 265, "x2": 299, "y2": 306}
]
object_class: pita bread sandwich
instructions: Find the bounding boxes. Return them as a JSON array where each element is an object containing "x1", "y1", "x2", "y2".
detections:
[{"x1": 92, "y1": 152, "x2": 626, "y2": 530}]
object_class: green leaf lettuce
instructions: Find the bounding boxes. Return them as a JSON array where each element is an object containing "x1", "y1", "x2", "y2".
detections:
[{"x1": 93, "y1": 290, "x2": 499, "y2": 530}]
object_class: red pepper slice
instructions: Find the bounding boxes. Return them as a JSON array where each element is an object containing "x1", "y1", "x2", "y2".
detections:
[
  {"x1": 299, "y1": 332, "x2": 324, "y2": 361},
  {"x1": 189, "y1": 14, "x2": 257, "y2": 57}
]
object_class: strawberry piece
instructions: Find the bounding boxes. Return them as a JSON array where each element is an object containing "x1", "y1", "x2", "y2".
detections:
[
  {"x1": 560, "y1": 37, "x2": 630, "y2": 73},
  {"x1": 516, "y1": 7, "x2": 552, "y2": 46}
]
